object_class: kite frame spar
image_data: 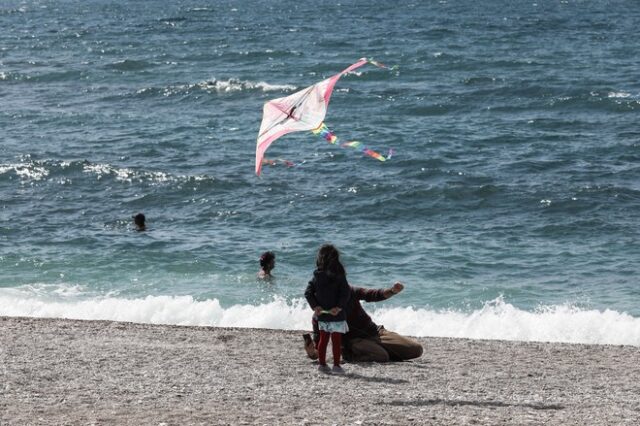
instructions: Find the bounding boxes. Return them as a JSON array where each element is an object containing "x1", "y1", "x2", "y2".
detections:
[{"x1": 255, "y1": 58, "x2": 391, "y2": 176}]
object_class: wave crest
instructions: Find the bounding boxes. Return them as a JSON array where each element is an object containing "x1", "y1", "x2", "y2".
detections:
[
  {"x1": 0, "y1": 291, "x2": 638, "y2": 347},
  {"x1": 0, "y1": 159, "x2": 215, "y2": 185},
  {"x1": 135, "y1": 78, "x2": 295, "y2": 98}
]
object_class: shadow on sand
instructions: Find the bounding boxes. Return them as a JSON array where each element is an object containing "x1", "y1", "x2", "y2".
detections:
[
  {"x1": 329, "y1": 372, "x2": 409, "y2": 384},
  {"x1": 388, "y1": 398, "x2": 565, "y2": 411}
]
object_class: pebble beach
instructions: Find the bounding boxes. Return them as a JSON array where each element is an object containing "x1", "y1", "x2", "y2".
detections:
[{"x1": 2, "y1": 316, "x2": 638, "y2": 425}]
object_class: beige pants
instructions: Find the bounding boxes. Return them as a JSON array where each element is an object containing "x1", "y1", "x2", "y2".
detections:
[{"x1": 346, "y1": 327, "x2": 423, "y2": 362}]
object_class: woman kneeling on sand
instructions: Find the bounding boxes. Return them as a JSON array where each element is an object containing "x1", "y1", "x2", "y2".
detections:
[{"x1": 303, "y1": 250, "x2": 423, "y2": 363}]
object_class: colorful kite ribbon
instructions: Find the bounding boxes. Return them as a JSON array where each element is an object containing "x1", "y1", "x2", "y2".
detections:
[
  {"x1": 309, "y1": 58, "x2": 396, "y2": 162},
  {"x1": 262, "y1": 122, "x2": 393, "y2": 169},
  {"x1": 311, "y1": 122, "x2": 394, "y2": 162}
]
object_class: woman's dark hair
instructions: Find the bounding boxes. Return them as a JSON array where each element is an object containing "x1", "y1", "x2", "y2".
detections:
[
  {"x1": 260, "y1": 251, "x2": 275, "y2": 268},
  {"x1": 316, "y1": 244, "x2": 346, "y2": 277}
]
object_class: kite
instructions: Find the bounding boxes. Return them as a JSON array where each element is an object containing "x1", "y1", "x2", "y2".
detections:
[{"x1": 255, "y1": 58, "x2": 396, "y2": 175}]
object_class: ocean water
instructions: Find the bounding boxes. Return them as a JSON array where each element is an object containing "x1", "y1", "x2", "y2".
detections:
[{"x1": 2, "y1": 0, "x2": 640, "y2": 346}]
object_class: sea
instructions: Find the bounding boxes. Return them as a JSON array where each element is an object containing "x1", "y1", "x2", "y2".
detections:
[{"x1": 2, "y1": 0, "x2": 639, "y2": 346}]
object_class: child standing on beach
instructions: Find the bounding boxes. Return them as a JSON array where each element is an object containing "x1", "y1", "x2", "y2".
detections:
[{"x1": 304, "y1": 244, "x2": 350, "y2": 374}]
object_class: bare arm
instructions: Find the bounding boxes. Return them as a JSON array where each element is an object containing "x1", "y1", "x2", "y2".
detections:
[{"x1": 383, "y1": 282, "x2": 404, "y2": 299}]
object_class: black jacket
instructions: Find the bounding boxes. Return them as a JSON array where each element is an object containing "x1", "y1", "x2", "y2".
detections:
[{"x1": 304, "y1": 270, "x2": 350, "y2": 322}]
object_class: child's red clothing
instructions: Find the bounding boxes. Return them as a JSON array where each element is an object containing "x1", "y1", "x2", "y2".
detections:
[{"x1": 318, "y1": 330, "x2": 343, "y2": 366}]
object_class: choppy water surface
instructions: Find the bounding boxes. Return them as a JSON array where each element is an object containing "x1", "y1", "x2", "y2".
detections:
[{"x1": 1, "y1": 0, "x2": 639, "y2": 345}]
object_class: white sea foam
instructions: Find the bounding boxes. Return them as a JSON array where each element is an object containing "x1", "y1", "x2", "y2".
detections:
[
  {"x1": 0, "y1": 163, "x2": 49, "y2": 181},
  {"x1": 83, "y1": 163, "x2": 172, "y2": 183},
  {"x1": 373, "y1": 298, "x2": 640, "y2": 346},
  {"x1": 135, "y1": 79, "x2": 294, "y2": 98},
  {"x1": 10, "y1": 283, "x2": 87, "y2": 298},
  {"x1": 195, "y1": 78, "x2": 296, "y2": 93},
  {"x1": 1, "y1": 160, "x2": 193, "y2": 185},
  {"x1": 607, "y1": 91, "x2": 631, "y2": 98},
  {"x1": 0, "y1": 292, "x2": 638, "y2": 347}
]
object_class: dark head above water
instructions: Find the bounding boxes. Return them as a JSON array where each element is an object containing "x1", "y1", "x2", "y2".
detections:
[
  {"x1": 133, "y1": 213, "x2": 146, "y2": 231},
  {"x1": 258, "y1": 251, "x2": 276, "y2": 279}
]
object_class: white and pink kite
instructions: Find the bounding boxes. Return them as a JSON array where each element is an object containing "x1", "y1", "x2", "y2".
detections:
[{"x1": 255, "y1": 58, "x2": 395, "y2": 175}]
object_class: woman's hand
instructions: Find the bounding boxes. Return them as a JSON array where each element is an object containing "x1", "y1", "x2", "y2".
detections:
[
  {"x1": 385, "y1": 282, "x2": 404, "y2": 299},
  {"x1": 314, "y1": 306, "x2": 323, "y2": 316},
  {"x1": 330, "y1": 307, "x2": 342, "y2": 316}
]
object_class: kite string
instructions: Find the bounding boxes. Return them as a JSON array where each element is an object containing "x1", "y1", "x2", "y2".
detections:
[
  {"x1": 261, "y1": 158, "x2": 305, "y2": 168},
  {"x1": 366, "y1": 57, "x2": 399, "y2": 71}
]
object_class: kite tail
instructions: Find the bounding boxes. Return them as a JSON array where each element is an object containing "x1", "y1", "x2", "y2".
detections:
[
  {"x1": 311, "y1": 122, "x2": 392, "y2": 162},
  {"x1": 312, "y1": 122, "x2": 339, "y2": 145}
]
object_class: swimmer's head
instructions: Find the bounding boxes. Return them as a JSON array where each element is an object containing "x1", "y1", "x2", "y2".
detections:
[
  {"x1": 260, "y1": 251, "x2": 276, "y2": 272},
  {"x1": 133, "y1": 213, "x2": 146, "y2": 231}
]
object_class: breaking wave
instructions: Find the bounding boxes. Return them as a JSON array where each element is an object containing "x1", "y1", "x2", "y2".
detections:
[{"x1": 1, "y1": 290, "x2": 638, "y2": 347}]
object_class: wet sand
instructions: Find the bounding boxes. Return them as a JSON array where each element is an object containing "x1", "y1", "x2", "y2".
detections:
[{"x1": 1, "y1": 316, "x2": 639, "y2": 425}]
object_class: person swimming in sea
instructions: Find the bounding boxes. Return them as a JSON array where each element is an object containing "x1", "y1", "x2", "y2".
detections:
[
  {"x1": 257, "y1": 251, "x2": 275, "y2": 279},
  {"x1": 133, "y1": 213, "x2": 146, "y2": 231}
]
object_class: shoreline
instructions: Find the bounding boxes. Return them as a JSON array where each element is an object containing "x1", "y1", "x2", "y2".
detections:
[{"x1": 1, "y1": 316, "x2": 639, "y2": 425}]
